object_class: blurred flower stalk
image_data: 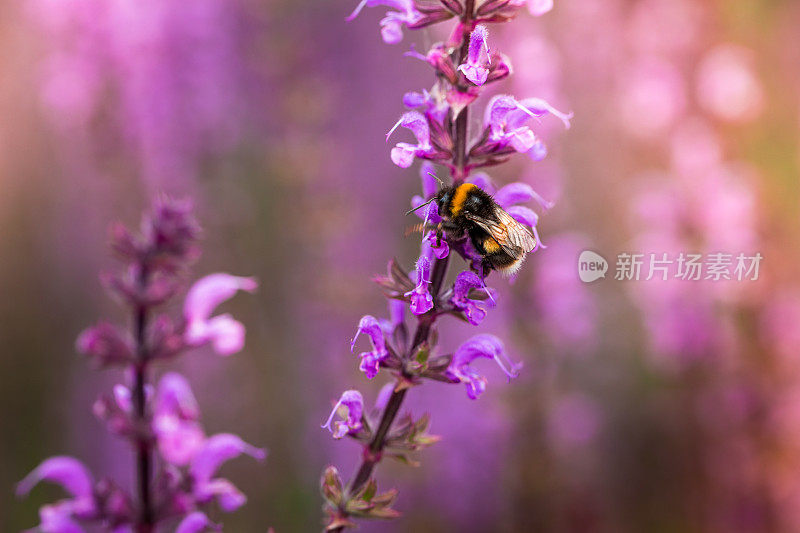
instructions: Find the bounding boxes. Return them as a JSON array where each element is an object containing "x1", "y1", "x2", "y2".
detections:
[
  {"x1": 320, "y1": 0, "x2": 570, "y2": 529},
  {"x1": 17, "y1": 198, "x2": 264, "y2": 532}
]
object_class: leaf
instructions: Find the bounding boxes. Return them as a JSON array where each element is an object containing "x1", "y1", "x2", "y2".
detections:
[
  {"x1": 361, "y1": 478, "x2": 377, "y2": 503},
  {"x1": 321, "y1": 466, "x2": 344, "y2": 505},
  {"x1": 414, "y1": 344, "x2": 430, "y2": 365},
  {"x1": 412, "y1": 413, "x2": 431, "y2": 434},
  {"x1": 388, "y1": 453, "x2": 421, "y2": 468},
  {"x1": 371, "y1": 488, "x2": 399, "y2": 507},
  {"x1": 368, "y1": 508, "x2": 402, "y2": 520},
  {"x1": 324, "y1": 513, "x2": 356, "y2": 531}
]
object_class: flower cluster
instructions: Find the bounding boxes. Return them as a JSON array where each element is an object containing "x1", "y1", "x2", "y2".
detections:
[
  {"x1": 18, "y1": 197, "x2": 263, "y2": 532},
  {"x1": 322, "y1": 0, "x2": 570, "y2": 530}
]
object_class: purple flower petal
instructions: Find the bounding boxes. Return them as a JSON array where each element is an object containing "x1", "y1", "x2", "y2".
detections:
[
  {"x1": 154, "y1": 418, "x2": 206, "y2": 466},
  {"x1": 518, "y1": 97, "x2": 573, "y2": 129},
  {"x1": 458, "y1": 27, "x2": 491, "y2": 85},
  {"x1": 358, "y1": 353, "x2": 381, "y2": 379},
  {"x1": 184, "y1": 274, "x2": 258, "y2": 324},
  {"x1": 380, "y1": 16, "x2": 404, "y2": 44},
  {"x1": 419, "y1": 161, "x2": 439, "y2": 197},
  {"x1": 425, "y1": 231, "x2": 450, "y2": 259},
  {"x1": 453, "y1": 271, "x2": 484, "y2": 300},
  {"x1": 526, "y1": 0, "x2": 554, "y2": 16},
  {"x1": 493, "y1": 182, "x2": 536, "y2": 208},
  {"x1": 466, "y1": 25, "x2": 489, "y2": 66},
  {"x1": 484, "y1": 94, "x2": 571, "y2": 156},
  {"x1": 404, "y1": 255, "x2": 434, "y2": 315},
  {"x1": 485, "y1": 95, "x2": 519, "y2": 134},
  {"x1": 17, "y1": 457, "x2": 94, "y2": 499},
  {"x1": 322, "y1": 390, "x2": 364, "y2": 439},
  {"x1": 509, "y1": 128, "x2": 538, "y2": 153},
  {"x1": 348, "y1": 0, "x2": 421, "y2": 43},
  {"x1": 196, "y1": 479, "x2": 247, "y2": 512},
  {"x1": 190, "y1": 434, "x2": 266, "y2": 484},
  {"x1": 451, "y1": 271, "x2": 494, "y2": 326},
  {"x1": 346, "y1": 0, "x2": 369, "y2": 21},
  {"x1": 410, "y1": 195, "x2": 441, "y2": 223},
  {"x1": 459, "y1": 64, "x2": 489, "y2": 86},
  {"x1": 176, "y1": 511, "x2": 217, "y2": 533},
  {"x1": 75, "y1": 323, "x2": 133, "y2": 366},
  {"x1": 113, "y1": 384, "x2": 133, "y2": 413},
  {"x1": 184, "y1": 273, "x2": 257, "y2": 355},
  {"x1": 529, "y1": 138, "x2": 548, "y2": 161},
  {"x1": 403, "y1": 90, "x2": 428, "y2": 108},
  {"x1": 375, "y1": 382, "x2": 395, "y2": 411},
  {"x1": 407, "y1": 289, "x2": 434, "y2": 315},
  {"x1": 351, "y1": 315, "x2": 390, "y2": 378},
  {"x1": 153, "y1": 373, "x2": 205, "y2": 465},
  {"x1": 39, "y1": 502, "x2": 87, "y2": 533},
  {"x1": 467, "y1": 172, "x2": 494, "y2": 192},
  {"x1": 388, "y1": 299, "x2": 405, "y2": 330},
  {"x1": 390, "y1": 145, "x2": 417, "y2": 168},
  {"x1": 155, "y1": 373, "x2": 200, "y2": 420},
  {"x1": 386, "y1": 111, "x2": 430, "y2": 147},
  {"x1": 505, "y1": 205, "x2": 539, "y2": 227},
  {"x1": 351, "y1": 315, "x2": 385, "y2": 354},
  {"x1": 201, "y1": 314, "x2": 246, "y2": 356},
  {"x1": 449, "y1": 334, "x2": 522, "y2": 399}
]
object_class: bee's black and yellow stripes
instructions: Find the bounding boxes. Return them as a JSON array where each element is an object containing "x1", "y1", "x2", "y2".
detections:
[{"x1": 448, "y1": 183, "x2": 478, "y2": 217}]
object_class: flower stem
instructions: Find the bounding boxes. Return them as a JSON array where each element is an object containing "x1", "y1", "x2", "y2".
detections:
[
  {"x1": 453, "y1": 0, "x2": 474, "y2": 181},
  {"x1": 331, "y1": 5, "x2": 475, "y2": 529},
  {"x1": 133, "y1": 265, "x2": 154, "y2": 533}
]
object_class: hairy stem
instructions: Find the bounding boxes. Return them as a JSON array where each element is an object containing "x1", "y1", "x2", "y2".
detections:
[
  {"x1": 330, "y1": 3, "x2": 475, "y2": 529},
  {"x1": 133, "y1": 265, "x2": 153, "y2": 533}
]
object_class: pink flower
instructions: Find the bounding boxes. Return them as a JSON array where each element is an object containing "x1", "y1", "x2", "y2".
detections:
[
  {"x1": 404, "y1": 255, "x2": 434, "y2": 315},
  {"x1": 458, "y1": 26, "x2": 491, "y2": 86},
  {"x1": 176, "y1": 512, "x2": 218, "y2": 533},
  {"x1": 17, "y1": 457, "x2": 98, "y2": 532},
  {"x1": 450, "y1": 271, "x2": 496, "y2": 326},
  {"x1": 696, "y1": 44, "x2": 763, "y2": 123},
  {"x1": 386, "y1": 111, "x2": 435, "y2": 168},
  {"x1": 322, "y1": 390, "x2": 365, "y2": 439},
  {"x1": 347, "y1": 0, "x2": 423, "y2": 44},
  {"x1": 152, "y1": 374, "x2": 265, "y2": 513},
  {"x1": 153, "y1": 373, "x2": 206, "y2": 466},
  {"x1": 510, "y1": 0, "x2": 554, "y2": 16},
  {"x1": 351, "y1": 315, "x2": 389, "y2": 378},
  {"x1": 189, "y1": 434, "x2": 266, "y2": 512},
  {"x1": 184, "y1": 273, "x2": 258, "y2": 356},
  {"x1": 75, "y1": 322, "x2": 133, "y2": 368},
  {"x1": 484, "y1": 95, "x2": 571, "y2": 157},
  {"x1": 617, "y1": 59, "x2": 686, "y2": 139},
  {"x1": 447, "y1": 334, "x2": 521, "y2": 399}
]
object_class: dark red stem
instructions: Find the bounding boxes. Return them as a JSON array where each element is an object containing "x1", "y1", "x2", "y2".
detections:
[{"x1": 133, "y1": 264, "x2": 154, "y2": 533}]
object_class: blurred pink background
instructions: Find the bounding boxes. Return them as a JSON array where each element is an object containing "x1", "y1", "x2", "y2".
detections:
[{"x1": 2, "y1": 0, "x2": 800, "y2": 531}]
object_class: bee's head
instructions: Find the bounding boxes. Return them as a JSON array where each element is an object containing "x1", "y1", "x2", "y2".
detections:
[
  {"x1": 435, "y1": 186, "x2": 455, "y2": 217},
  {"x1": 404, "y1": 184, "x2": 454, "y2": 217}
]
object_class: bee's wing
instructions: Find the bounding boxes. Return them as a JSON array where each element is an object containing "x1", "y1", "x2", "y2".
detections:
[{"x1": 465, "y1": 208, "x2": 536, "y2": 255}]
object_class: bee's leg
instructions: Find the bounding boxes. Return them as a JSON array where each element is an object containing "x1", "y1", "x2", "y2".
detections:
[{"x1": 435, "y1": 223, "x2": 443, "y2": 246}]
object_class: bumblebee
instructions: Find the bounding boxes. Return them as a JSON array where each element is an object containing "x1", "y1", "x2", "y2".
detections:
[{"x1": 411, "y1": 182, "x2": 536, "y2": 275}]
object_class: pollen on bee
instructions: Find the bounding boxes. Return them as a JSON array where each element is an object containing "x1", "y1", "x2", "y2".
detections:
[{"x1": 483, "y1": 237, "x2": 501, "y2": 253}]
